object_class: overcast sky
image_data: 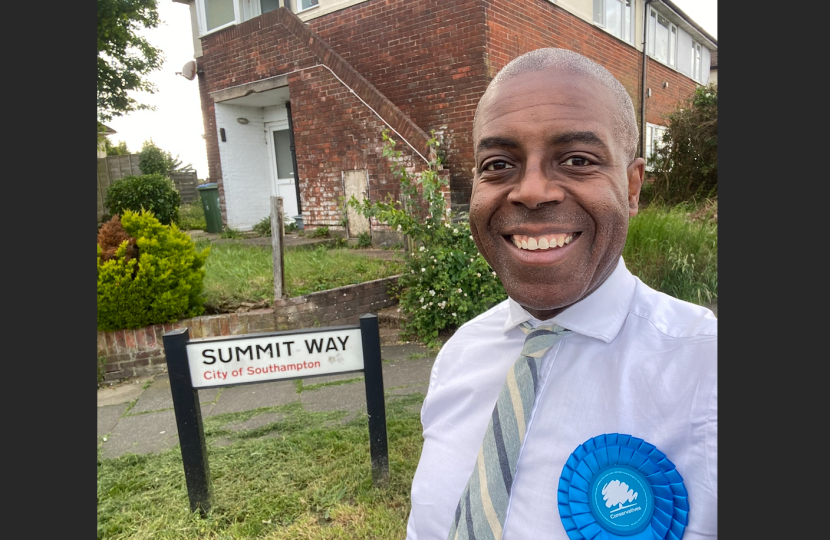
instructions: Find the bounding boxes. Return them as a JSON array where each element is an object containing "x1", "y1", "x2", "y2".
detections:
[{"x1": 105, "y1": 1, "x2": 717, "y2": 180}]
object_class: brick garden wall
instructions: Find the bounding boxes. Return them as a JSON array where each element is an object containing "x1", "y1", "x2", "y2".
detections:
[{"x1": 98, "y1": 275, "x2": 400, "y2": 382}]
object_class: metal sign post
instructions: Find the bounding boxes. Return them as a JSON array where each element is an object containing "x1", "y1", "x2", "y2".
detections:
[{"x1": 162, "y1": 314, "x2": 389, "y2": 513}]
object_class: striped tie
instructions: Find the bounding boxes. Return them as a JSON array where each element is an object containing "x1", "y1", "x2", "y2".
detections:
[{"x1": 447, "y1": 322, "x2": 571, "y2": 540}]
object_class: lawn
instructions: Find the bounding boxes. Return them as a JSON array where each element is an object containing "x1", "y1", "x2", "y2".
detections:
[
  {"x1": 197, "y1": 242, "x2": 405, "y2": 313},
  {"x1": 97, "y1": 394, "x2": 425, "y2": 540}
]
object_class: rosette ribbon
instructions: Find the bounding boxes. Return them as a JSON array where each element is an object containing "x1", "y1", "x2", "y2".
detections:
[{"x1": 558, "y1": 433, "x2": 689, "y2": 540}]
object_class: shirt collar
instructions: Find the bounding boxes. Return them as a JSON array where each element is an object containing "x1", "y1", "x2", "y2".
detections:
[{"x1": 502, "y1": 257, "x2": 636, "y2": 343}]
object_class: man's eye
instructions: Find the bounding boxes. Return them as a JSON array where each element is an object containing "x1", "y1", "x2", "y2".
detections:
[
  {"x1": 562, "y1": 156, "x2": 593, "y2": 166},
  {"x1": 483, "y1": 160, "x2": 514, "y2": 171}
]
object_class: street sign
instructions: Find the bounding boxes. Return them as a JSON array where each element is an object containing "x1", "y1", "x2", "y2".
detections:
[{"x1": 162, "y1": 314, "x2": 388, "y2": 515}]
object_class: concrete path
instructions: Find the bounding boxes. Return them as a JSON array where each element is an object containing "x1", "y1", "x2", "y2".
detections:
[{"x1": 97, "y1": 337, "x2": 436, "y2": 459}]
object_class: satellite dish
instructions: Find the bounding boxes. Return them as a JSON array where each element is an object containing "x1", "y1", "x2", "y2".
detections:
[{"x1": 178, "y1": 60, "x2": 197, "y2": 80}]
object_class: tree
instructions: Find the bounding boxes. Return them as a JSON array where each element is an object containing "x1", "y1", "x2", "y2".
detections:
[
  {"x1": 646, "y1": 83, "x2": 718, "y2": 205},
  {"x1": 97, "y1": 0, "x2": 164, "y2": 126},
  {"x1": 103, "y1": 139, "x2": 130, "y2": 156},
  {"x1": 138, "y1": 140, "x2": 193, "y2": 176}
]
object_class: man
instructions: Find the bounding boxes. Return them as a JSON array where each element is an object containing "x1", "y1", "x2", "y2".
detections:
[{"x1": 406, "y1": 48, "x2": 716, "y2": 539}]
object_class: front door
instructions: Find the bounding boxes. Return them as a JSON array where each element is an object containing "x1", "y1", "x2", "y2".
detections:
[{"x1": 266, "y1": 122, "x2": 299, "y2": 220}]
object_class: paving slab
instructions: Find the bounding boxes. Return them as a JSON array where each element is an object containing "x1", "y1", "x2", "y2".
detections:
[
  {"x1": 97, "y1": 377, "x2": 153, "y2": 407},
  {"x1": 209, "y1": 380, "x2": 298, "y2": 416},
  {"x1": 381, "y1": 344, "x2": 435, "y2": 362},
  {"x1": 302, "y1": 372, "x2": 363, "y2": 387},
  {"x1": 382, "y1": 356, "x2": 436, "y2": 389},
  {"x1": 299, "y1": 380, "x2": 366, "y2": 415},
  {"x1": 130, "y1": 374, "x2": 173, "y2": 414},
  {"x1": 101, "y1": 409, "x2": 180, "y2": 459},
  {"x1": 98, "y1": 403, "x2": 129, "y2": 437}
]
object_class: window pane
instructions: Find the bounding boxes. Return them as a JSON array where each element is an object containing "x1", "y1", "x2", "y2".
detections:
[
  {"x1": 655, "y1": 15, "x2": 669, "y2": 64},
  {"x1": 260, "y1": 0, "x2": 280, "y2": 13},
  {"x1": 205, "y1": 0, "x2": 235, "y2": 31},
  {"x1": 647, "y1": 11, "x2": 656, "y2": 55},
  {"x1": 274, "y1": 130, "x2": 295, "y2": 179},
  {"x1": 594, "y1": 0, "x2": 604, "y2": 26},
  {"x1": 299, "y1": 0, "x2": 319, "y2": 10},
  {"x1": 669, "y1": 26, "x2": 676, "y2": 66},
  {"x1": 606, "y1": 0, "x2": 621, "y2": 39},
  {"x1": 624, "y1": 0, "x2": 632, "y2": 43}
]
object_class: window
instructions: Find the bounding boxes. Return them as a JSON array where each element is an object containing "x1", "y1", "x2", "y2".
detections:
[
  {"x1": 647, "y1": 8, "x2": 677, "y2": 67},
  {"x1": 195, "y1": 1, "x2": 292, "y2": 36},
  {"x1": 645, "y1": 123, "x2": 669, "y2": 167},
  {"x1": 297, "y1": 0, "x2": 318, "y2": 12},
  {"x1": 593, "y1": 0, "x2": 635, "y2": 44},
  {"x1": 692, "y1": 41, "x2": 703, "y2": 83}
]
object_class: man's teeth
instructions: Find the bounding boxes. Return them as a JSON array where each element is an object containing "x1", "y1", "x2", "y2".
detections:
[{"x1": 512, "y1": 234, "x2": 574, "y2": 250}]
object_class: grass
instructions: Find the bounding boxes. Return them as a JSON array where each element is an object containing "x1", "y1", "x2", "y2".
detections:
[
  {"x1": 97, "y1": 395, "x2": 426, "y2": 540},
  {"x1": 198, "y1": 244, "x2": 404, "y2": 312},
  {"x1": 177, "y1": 203, "x2": 207, "y2": 231},
  {"x1": 623, "y1": 203, "x2": 718, "y2": 305}
]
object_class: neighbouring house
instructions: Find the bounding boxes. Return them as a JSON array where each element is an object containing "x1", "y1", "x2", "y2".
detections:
[
  {"x1": 173, "y1": 0, "x2": 716, "y2": 240},
  {"x1": 709, "y1": 49, "x2": 718, "y2": 86},
  {"x1": 97, "y1": 124, "x2": 118, "y2": 158}
]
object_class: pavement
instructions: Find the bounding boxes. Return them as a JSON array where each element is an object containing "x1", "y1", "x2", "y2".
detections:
[{"x1": 97, "y1": 320, "x2": 435, "y2": 459}]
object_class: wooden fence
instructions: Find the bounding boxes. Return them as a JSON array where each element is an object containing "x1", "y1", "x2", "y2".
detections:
[{"x1": 97, "y1": 154, "x2": 199, "y2": 222}]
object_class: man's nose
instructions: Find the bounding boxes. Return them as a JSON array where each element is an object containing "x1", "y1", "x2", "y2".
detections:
[{"x1": 506, "y1": 163, "x2": 565, "y2": 209}]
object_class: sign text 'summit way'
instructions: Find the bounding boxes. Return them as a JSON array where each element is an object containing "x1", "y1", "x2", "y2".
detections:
[{"x1": 185, "y1": 328, "x2": 364, "y2": 388}]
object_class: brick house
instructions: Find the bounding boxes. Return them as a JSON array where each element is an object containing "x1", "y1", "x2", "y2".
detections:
[{"x1": 172, "y1": 0, "x2": 716, "y2": 239}]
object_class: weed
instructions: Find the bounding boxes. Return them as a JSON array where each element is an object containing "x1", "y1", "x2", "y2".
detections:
[
  {"x1": 176, "y1": 203, "x2": 207, "y2": 231},
  {"x1": 221, "y1": 227, "x2": 244, "y2": 239},
  {"x1": 357, "y1": 231, "x2": 372, "y2": 248},
  {"x1": 310, "y1": 226, "x2": 329, "y2": 238}
]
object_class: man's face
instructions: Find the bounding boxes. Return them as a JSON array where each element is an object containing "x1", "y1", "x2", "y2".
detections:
[{"x1": 470, "y1": 68, "x2": 644, "y2": 320}]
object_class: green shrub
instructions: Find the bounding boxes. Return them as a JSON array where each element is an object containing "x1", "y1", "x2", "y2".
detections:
[
  {"x1": 357, "y1": 231, "x2": 372, "y2": 248},
  {"x1": 310, "y1": 226, "x2": 329, "y2": 238},
  {"x1": 221, "y1": 227, "x2": 243, "y2": 239},
  {"x1": 97, "y1": 210, "x2": 210, "y2": 331},
  {"x1": 252, "y1": 216, "x2": 272, "y2": 237},
  {"x1": 285, "y1": 221, "x2": 299, "y2": 233},
  {"x1": 647, "y1": 83, "x2": 717, "y2": 205},
  {"x1": 176, "y1": 202, "x2": 207, "y2": 231},
  {"x1": 138, "y1": 139, "x2": 188, "y2": 176},
  {"x1": 350, "y1": 130, "x2": 506, "y2": 347},
  {"x1": 105, "y1": 173, "x2": 181, "y2": 225}
]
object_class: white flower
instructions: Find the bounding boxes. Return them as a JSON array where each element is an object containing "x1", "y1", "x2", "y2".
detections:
[
  {"x1": 457, "y1": 288, "x2": 463, "y2": 293},
  {"x1": 453, "y1": 228, "x2": 459, "y2": 234},
  {"x1": 422, "y1": 304, "x2": 428, "y2": 310},
  {"x1": 470, "y1": 258, "x2": 474, "y2": 262},
  {"x1": 477, "y1": 273, "x2": 481, "y2": 277},
  {"x1": 420, "y1": 297, "x2": 424, "y2": 303},
  {"x1": 464, "y1": 293, "x2": 467, "y2": 297},
  {"x1": 492, "y1": 271, "x2": 497, "y2": 277},
  {"x1": 470, "y1": 235, "x2": 474, "y2": 240},
  {"x1": 427, "y1": 224, "x2": 431, "y2": 229},
  {"x1": 429, "y1": 290, "x2": 436, "y2": 296},
  {"x1": 397, "y1": 224, "x2": 402, "y2": 231},
  {"x1": 410, "y1": 270, "x2": 415, "y2": 274},
  {"x1": 452, "y1": 313, "x2": 457, "y2": 317},
  {"x1": 421, "y1": 268, "x2": 426, "y2": 272},
  {"x1": 419, "y1": 246, "x2": 425, "y2": 252}
]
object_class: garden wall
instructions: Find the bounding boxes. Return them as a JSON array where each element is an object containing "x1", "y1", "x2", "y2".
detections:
[{"x1": 98, "y1": 274, "x2": 401, "y2": 383}]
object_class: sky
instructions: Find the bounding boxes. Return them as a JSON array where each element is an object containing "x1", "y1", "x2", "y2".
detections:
[{"x1": 104, "y1": 0, "x2": 717, "y2": 180}]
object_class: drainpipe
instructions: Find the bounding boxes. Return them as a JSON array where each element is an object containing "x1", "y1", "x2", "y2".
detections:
[
  {"x1": 285, "y1": 101, "x2": 302, "y2": 216},
  {"x1": 640, "y1": 0, "x2": 653, "y2": 159}
]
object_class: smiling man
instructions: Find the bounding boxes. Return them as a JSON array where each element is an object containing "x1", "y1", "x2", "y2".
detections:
[{"x1": 406, "y1": 49, "x2": 717, "y2": 540}]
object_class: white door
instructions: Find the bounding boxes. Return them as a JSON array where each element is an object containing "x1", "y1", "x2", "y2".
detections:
[{"x1": 266, "y1": 122, "x2": 299, "y2": 220}]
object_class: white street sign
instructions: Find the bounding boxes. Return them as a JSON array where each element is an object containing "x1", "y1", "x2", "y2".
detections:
[{"x1": 185, "y1": 327, "x2": 364, "y2": 388}]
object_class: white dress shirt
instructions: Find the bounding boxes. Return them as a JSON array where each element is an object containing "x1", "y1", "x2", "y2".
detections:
[{"x1": 406, "y1": 258, "x2": 717, "y2": 539}]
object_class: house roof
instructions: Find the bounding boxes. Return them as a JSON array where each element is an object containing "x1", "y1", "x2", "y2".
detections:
[
  {"x1": 657, "y1": 0, "x2": 718, "y2": 50},
  {"x1": 98, "y1": 124, "x2": 117, "y2": 136}
]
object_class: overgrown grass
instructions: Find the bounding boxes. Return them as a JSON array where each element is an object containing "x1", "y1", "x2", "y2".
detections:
[
  {"x1": 177, "y1": 203, "x2": 207, "y2": 231},
  {"x1": 199, "y1": 244, "x2": 404, "y2": 312},
  {"x1": 623, "y1": 203, "x2": 718, "y2": 305},
  {"x1": 97, "y1": 394, "x2": 426, "y2": 540}
]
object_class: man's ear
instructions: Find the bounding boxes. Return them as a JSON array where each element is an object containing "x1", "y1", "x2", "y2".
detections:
[{"x1": 626, "y1": 158, "x2": 645, "y2": 217}]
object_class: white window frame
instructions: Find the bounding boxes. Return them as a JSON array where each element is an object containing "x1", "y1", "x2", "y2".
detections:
[
  {"x1": 691, "y1": 40, "x2": 703, "y2": 83},
  {"x1": 296, "y1": 0, "x2": 319, "y2": 13},
  {"x1": 645, "y1": 122, "x2": 669, "y2": 169},
  {"x1": 593, "y1": 0, "x2": 635, "y2": 45},
  {"x1": 196, "y1": 0, "x2": 241, "y2": 36},
  {"x1": 647, "y1": 6, "x2": 677, "y2": 68}
]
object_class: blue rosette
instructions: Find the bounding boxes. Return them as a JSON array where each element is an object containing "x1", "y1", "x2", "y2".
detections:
[{"x1": 558, "y1": 434, "x2": 689, "y2": 540}]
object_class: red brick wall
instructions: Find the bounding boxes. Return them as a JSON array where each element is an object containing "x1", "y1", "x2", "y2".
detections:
[
  {"x1": 196, "y1": 1, "x2": 701, "y2": 218},
  {"x1": 98, "y1": 275, "x2": 401, "y2": 382}
]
